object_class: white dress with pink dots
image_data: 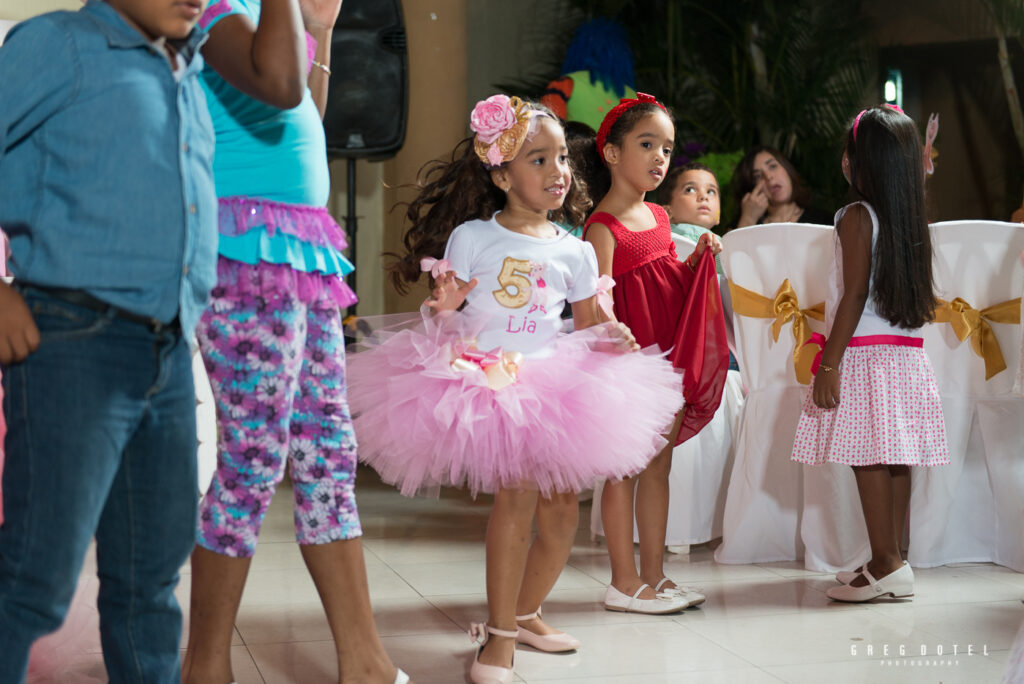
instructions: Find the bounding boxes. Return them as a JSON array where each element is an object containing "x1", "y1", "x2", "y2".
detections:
[{"x1": 791, "y1": 202, "x2": 949, "y2": 467}]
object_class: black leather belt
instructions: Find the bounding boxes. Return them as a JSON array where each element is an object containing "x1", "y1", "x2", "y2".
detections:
[{"x1": 20, "y1": 283, "x2": 181, "y2": 333}]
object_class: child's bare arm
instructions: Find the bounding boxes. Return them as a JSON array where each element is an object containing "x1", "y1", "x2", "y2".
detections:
[
  {"x1": 202, "y1": 0, "x2": 307, "y2": 110},
  {"x1": 584, "y1": 222, "x2": 616, "y2": 322},
  {"x1": 813, "y1": 204, "x2": 872, "y2": 409},
  {"x1": 297, "y1": 0, "x2": 344, "y2": 118}
]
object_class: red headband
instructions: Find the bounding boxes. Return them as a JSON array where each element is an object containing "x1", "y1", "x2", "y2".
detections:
[
  {"x1": 853, "y1": 103, "x2": 905, "y2": 142},
  {"x1": 595, "y1": 92, "x2": 667, "y2": 164}
]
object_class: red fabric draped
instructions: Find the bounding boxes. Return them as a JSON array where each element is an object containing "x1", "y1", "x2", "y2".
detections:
[{"x1": 584, "y1": 203, "x2": 728, "y2": 444}]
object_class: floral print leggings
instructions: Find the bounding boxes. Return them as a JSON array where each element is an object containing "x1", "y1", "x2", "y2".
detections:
[{"x1": 195, "y1": 274, "x2": 361, "y2": 557}]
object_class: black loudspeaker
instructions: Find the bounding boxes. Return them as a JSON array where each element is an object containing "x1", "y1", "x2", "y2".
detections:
[{"x1": 323, "y1": 0, "x2": 408, "y2": 160}]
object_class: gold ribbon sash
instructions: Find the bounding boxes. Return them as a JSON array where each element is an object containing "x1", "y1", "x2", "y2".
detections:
[
  {"x1": 729, "y1": 279, "x2": 825, "y2": 385},
  {"x1": 933, "y1": 297, "x2": 1021, "y2": 380}
]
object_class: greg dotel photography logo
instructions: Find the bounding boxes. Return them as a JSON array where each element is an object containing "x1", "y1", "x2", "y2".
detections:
[{"x1": 850, "y1": 641, "x2": 991, "y2": 667}]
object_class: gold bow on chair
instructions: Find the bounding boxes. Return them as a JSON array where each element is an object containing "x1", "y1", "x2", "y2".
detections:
[
  {"x1": 729, "y1": 279, "x2": 826, "y2": 385},
  {"x1": 933, "y1": 297, "x2": 1021, "y2": 380}
]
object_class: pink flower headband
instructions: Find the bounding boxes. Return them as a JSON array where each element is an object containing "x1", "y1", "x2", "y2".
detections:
[
  {"x1": 470, "y1": 95, "x2": 534, "y2": 167},
  {"x1": 852, "y1": 103, "x2": 904, "y2": 142}
]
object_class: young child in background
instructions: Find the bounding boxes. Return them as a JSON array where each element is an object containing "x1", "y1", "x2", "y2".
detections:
[
  {"x1": 579, "y1": 94, "x2": 729, "y2": 614},
  {"x1": 791, "y1": 105, "x2": 949, "y2": 602},
  {"x1": 0, "y1": 1, "x2": 217, "y2": 680},
  {"x1": 660, "y1": 163, "x2": 724, "y2": 274},
  {"x1": 348, "y1": 95, "x2": 684, "y2": 683}
]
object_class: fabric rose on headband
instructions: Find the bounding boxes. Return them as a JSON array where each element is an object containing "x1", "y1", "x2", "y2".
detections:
[{"x1": 470, "y1": 95, "x2": 533, "y2": 167}]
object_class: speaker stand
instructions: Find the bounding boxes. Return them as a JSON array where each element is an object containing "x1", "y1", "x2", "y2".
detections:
[{"x1": 344, "y1": 157, "x2": 358, "y2": 316}]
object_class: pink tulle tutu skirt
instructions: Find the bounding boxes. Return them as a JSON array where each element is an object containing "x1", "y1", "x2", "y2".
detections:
[{"x1": 347, "y1": 314, "x2": 684, "y2": 497}]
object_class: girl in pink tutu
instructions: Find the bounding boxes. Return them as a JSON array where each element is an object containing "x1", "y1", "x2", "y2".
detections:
[
  {"x1": 348, "y1": 95, "x2": 683, "y2": 684},
  {"x1": 791, "y1": 104, "x2": 949, "y2": 602}
]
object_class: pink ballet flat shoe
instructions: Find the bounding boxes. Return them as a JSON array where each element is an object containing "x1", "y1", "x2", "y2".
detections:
[
  {"x1": 835, "y1": 564, "x2": 867, "y2": 585},
  {"x1": 468, "y1": 623, "x2": 517, "y2": 684},
  {"x1": 603, "y1": 583, "x2": 688, "y2": 614},
  {"x1": 826, "y1": 561, "x2": 914, "y2": 603},
  {"x1": 654, "y1": 577, "x2": 706, "y2": 607},
  {"x1": 514, "y1": 607, "x2": 580, "y2": 652}
]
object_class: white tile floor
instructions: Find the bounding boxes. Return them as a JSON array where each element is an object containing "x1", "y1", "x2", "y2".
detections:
[{"x1": 47, "y1": 468, "x2": 1023, "y2": 683}]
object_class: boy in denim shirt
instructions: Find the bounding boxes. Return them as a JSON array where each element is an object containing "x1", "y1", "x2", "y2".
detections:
[{"x1": 0, "y1": 1, "x2": 216, "y2": 681}]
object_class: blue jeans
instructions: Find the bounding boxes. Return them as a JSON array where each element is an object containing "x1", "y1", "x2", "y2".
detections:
[{"x1": 0, "y1": 288, "x2": 198, "y2": 683}]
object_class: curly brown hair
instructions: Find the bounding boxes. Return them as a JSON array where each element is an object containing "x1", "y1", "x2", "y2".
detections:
[{"x1": 386, "y1": 105, "x2": 591, "y2": 295}]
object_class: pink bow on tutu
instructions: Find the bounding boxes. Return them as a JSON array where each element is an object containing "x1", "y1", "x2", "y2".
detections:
[
  {"x1": 420, "y1": 257, "x2": 452, "y2": 279},
  {"x1": 451, "y1": 342, "x2": 522, "y2": 390},
  {"x1": 596, "y1": 275, "x2": 616, "y2": 318}
]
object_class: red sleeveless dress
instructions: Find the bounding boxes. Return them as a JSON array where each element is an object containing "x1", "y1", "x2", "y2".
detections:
[{"x1": 584, "y1": 203, "x2": 728, "y2": 444}]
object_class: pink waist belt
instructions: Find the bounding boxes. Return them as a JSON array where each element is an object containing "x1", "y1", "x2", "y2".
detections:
[{"x1": 807, "y1": 333, "x2": 923, "y2": 375}]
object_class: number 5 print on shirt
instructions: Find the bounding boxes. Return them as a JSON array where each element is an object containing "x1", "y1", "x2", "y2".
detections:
[{"x1": 492, "y1": 257, "x2": 533, "y2": 309}]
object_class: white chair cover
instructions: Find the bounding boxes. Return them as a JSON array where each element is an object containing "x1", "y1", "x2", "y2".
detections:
[
  {"x1": 713, "y1": 223, "x2": 869, "y2": 571},
  {"x1": 590, "y1": 235, "x2": 745, "y2": 547},
  {"x1": 909, "y1": 221, "x2": 1024, "y2": 571},
  {"x1": 193, "y1": 349, "x2": 218, "y2": 496}
]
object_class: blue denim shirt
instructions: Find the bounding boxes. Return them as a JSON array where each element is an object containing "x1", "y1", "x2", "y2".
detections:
[{"x1": 0, "y1": 1, "x2": 217, "y2": 340}]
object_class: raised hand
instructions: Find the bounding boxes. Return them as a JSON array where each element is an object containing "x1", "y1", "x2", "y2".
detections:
[
  {"x1": 739, "y1": 179, "x2": 769, "y2": 225},
  {"x1": 425, "y1": 271, "x2": 478, "y2": 313}
]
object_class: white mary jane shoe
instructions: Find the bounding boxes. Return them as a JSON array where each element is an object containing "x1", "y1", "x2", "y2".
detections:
[
  {"x1": 468, "y1": 623, "x2": 518, "y2": 684},
  {"x1": 603, "y1": 583, "x2": 688, "y2": 614},
  {"x1": 515, "y1": 607, "x2": 580, "y2": 652},
  {"x1": 835, "y1": 564, "x2": 867, "y2": 585},
  {"x1": 654, "y1": 577, "x2": 706, "y2": 607},
  {"x1": 394, "y1": 668, "x2": 411, "y2": 684},
  {"x1": 826, "y1": 561, "x2": 914, "y2": 603}
]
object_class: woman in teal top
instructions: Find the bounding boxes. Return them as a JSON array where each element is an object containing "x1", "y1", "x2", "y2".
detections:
[{"x1": 183, "y1": 2, "x2": 408, "y2": 683}]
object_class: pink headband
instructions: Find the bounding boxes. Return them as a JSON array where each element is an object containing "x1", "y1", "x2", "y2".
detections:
[{"x1": 853, "y1": 103, "x2": 905, "y2": 142}]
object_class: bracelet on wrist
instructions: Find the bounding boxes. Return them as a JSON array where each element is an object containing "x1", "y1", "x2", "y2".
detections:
[
  {"x1": 819, "y1": 363, "x2": 835, "y2": 373},
  {"x1": 311, "y1": 60, "x2": 331, "y2": 75}
]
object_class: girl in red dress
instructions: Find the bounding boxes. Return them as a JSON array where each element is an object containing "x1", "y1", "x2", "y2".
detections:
[{"x1": 580, "y1": 94, "x2": 729, "y2": 614}]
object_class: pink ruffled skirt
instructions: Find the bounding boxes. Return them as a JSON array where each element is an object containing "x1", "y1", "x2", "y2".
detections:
[
  {"x1": 347, "y1": 314, "x2": 684, "y2": 497},
  {"x1": 215, "y1": 196, "x2": 358, "y2": 309},
  {"x1": 791, "y1": 342, "x2": 949, "y2": 466}
]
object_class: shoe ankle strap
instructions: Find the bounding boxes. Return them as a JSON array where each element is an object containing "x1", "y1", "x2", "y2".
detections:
[
  {"x1": 631, "y1": 583, "x2": 652, "y2": 599},
  {"x1": 515, "y1": 606, "x2": 541, "y2": 621},
  {"x1": 469, "y1": 622, "x2": 519, "y2": 643}
]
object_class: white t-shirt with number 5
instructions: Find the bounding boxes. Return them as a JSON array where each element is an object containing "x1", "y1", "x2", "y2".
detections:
[{"x1": 443, "y1": 214, "x2": 600, "y2": 358}]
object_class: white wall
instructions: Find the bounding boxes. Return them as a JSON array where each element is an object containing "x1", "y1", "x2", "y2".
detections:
[{"x1": 0, "y1": 0, "x2": 78, "y2": 21}]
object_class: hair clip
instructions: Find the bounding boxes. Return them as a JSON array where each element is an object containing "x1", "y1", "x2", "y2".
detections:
[
  {"x1": 923, "y1": 113, "x2": 939, "y2": 175},
  {"x1": 470, "y1": 95, "x2": 533, "y2": 167}
]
